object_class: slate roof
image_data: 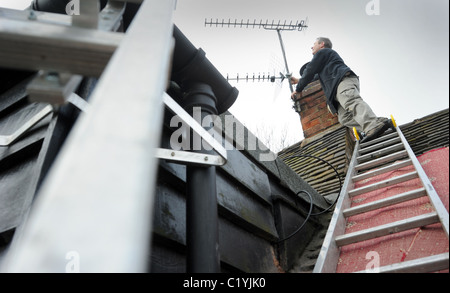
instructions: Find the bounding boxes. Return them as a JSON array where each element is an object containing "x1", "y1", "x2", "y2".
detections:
[
  {"x1": 279, "y1": 125, "x2": 353, "y2": 198},
  {"x1": 399, "y1": 108, "x2": 449, "y2": 156}
]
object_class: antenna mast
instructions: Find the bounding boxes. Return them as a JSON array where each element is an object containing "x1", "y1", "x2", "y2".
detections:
[{"x1": 205, "y1": 18, "x2": 309, "y2": 93}]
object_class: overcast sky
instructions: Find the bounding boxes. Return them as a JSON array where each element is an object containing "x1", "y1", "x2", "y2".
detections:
[
  {"x1": 2, "y1": 0, "x2": 449, "y2": 152},
  {"x1": 173, "y1": 0, "x2": 449, "y2": 151}
]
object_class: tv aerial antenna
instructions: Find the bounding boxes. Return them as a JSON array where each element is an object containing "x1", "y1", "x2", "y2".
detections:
[
  {"x1": 205, "y1": 18, "x2": 309, "y2": 94},
  {"x1": 224, "y1": 60, "x2": 285, "y2": 101}
]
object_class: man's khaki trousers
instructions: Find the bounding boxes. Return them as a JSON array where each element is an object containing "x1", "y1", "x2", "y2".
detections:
[{"x1": 335, "y1": 76, "x2": 385, "y2": 133}]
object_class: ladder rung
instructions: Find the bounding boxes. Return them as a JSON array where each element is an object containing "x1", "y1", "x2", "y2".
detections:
[
  {"x1": 357, "y1": 143, "x2": 404, "y2": 163},
  {"x1": 359, "y1": 136, "x2": 401, "y2": 155},
  {"x1": 335, "y1": 212, "x2": 440, "y2": 247},
  {"x1": 355, "y1": 150, "x2": 408, "y2": 171},
  {"x1": 352, "y1": 159, "x2": 412, "y2": 182},
  {"x1": 343, "y1": 188, "x2": 427, "y2": 217},
  {"x1": 359, "y1": 131, "x2": 398, "y2": 148},
  {"x1": 349, "y1": 171, "x2": 418, "y2": 197},
  {"x1": 354, "y1": 252, "x2": 449, "y2": 273},
  {"x1": 0, "y1": 17, "x2": 122, "y2": 77}
]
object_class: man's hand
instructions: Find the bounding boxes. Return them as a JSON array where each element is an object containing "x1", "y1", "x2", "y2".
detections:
[
  {"x1": 291, "y1": 91, "x2": 301, "y2": 100},
  {"x1": 290, "y1": 76, "x2": 299, "y2": 85}
]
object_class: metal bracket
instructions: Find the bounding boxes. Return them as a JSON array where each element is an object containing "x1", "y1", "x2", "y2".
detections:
[
  {"x1": 0, "y1": 70, "x2": 90, "y2": 147},
  {"x1": 27, "y1": 71, "x2": 84, "y2": 106},
  {"x1": 155, "y1": 149, "x2": 225, "y2": 167},
  {"x1": 0, "y1": 104, "x2": 53, "y2": 146},
  {"x1": 71, "y1": 0, "x2": 100, "y2": 29},
  {"x1": 25, "y1": 0, "x2": 126, "y2": 105},
  {"x1": 73, "y1": 0, "x2": 126, "y2": 31},
  {"x1": 98, "y1": 1, "x2": 127, "y2": 31},
  {"x1": 156, "y1": 93, "x2": 227, "y2": 166},
  {"x1": 26, "y1": 70, "x2": 90, "y2": 113},
  {"x1": 66, "y1": 92, "x2": 91, "y2": 113}
]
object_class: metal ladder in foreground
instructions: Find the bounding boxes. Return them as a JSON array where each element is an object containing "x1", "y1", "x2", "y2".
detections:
[
  {"x1": 314, "y1": 117, "x2": 449, "y2": 273},
  {"x1": 1, "y1": 0, "x2": 228, "y2": 272},
  {"x1": 0, "y1": 0, "x2": 180, "y2": 272}
]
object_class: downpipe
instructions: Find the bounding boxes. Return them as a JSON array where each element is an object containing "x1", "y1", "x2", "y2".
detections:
[
  {"x1": 171, "y1": 25, "x2": 239, "y2": 273},
  {"x1": 181, "y1": 82, "x2": 220, "y2": 273}
]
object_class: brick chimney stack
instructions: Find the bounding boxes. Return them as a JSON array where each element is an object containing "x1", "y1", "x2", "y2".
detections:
[{"x1": 293, "y1": 80, "x2": 340, "y2": 138}]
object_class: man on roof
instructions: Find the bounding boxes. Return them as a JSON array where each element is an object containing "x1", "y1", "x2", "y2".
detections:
[{"x1": 290, "y1": 37, "x2": 392, "y2": 142}]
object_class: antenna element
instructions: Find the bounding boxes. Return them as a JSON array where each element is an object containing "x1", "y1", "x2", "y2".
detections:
[
  {"x1": 204, "y1": 18, "x2": 308, "y2": 31},
  {"x1": 206, "y1": 17, "x2": 309, "y2": 95}
]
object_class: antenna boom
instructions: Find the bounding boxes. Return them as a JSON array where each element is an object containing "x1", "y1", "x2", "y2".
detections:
[{"x1": 205, "y1": 18, "x2": 308, "y2": 31}]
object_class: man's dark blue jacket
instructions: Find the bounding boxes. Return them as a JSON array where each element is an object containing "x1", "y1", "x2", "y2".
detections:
[{"x1": 295, "y1": 48, "x2": 355, "y2": 114}]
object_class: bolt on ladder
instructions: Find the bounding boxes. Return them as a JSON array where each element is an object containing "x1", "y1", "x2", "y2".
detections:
[{"x1": 314, "y1": 116, "x2": 449, "y2": 273}]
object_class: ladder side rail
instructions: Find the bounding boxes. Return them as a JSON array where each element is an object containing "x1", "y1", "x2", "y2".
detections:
[
  {"x1": 2, "y1": 0, "x2": 176, "y2": 272},
  {"x1": 396, "y1": 126, "x2": 449, "y2": 238},
  {"x1": 313, "y1": 142, "x2": 361, "y2": 273}
]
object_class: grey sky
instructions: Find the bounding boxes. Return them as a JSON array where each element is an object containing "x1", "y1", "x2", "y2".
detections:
[
  {"x1": 174, "y1": 0, "x2": 449, "y2": 150},
  {"x1": 2, "y1": 0, "x2": 449, "y2": 151}
]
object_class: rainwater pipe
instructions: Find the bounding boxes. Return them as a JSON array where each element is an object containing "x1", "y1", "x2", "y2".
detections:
[
  {"x1": 171, "y1": 26, "x2": 239, "y2": 273},
  {"x1": 180, "y1": 83, "x2": 220, "y2": 273}
]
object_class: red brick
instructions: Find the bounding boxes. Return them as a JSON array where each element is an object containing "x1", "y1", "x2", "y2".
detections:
[
  {"x1": 300, "y1": 112, "x2": 314, "y2": 124},
  {"x1": 304, "y1": 123, "x2": 323, "y2": 137},
  {"x1": 297, "y1": 82, "x2": 340, "y2": 138},
  {"x1": 302, "y1": 117, "x2": 321, "y2": 130},
  {"x1": 302, "y1": 106, "x2": 319, "y2": 119}
]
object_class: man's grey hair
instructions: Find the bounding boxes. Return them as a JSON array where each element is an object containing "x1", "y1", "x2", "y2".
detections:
[{"x1": 317, "y1": 37, "x2": 332, "y2": 49}]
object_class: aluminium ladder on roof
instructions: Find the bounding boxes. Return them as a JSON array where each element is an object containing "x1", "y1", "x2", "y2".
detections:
[
  {"x1": 0, "y1": 0, "x2": 178, "y2": 272},
  {"x1": 1, "y1": 0, "x2": 227, "y2": 272},
  {"x1": 313, "y1": 121, "x2": 449, "y2": 273}
]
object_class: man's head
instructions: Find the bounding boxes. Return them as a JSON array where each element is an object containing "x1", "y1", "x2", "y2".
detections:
[{"x1": 311, "y1": 37, "x2": 332, "y2": 55}]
